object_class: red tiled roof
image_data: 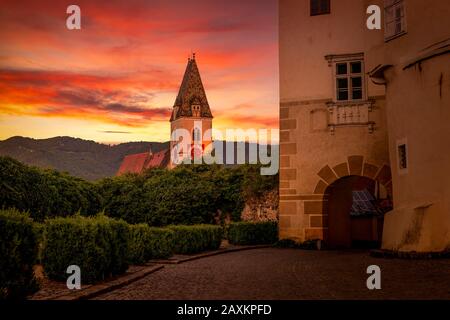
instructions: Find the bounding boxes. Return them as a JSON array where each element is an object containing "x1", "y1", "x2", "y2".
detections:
[
  {"x1": 144, "y1": 149, "x2": 170, "y2": 169},
  {"x1": 116, "y1": 149, "x2": 170, "y2": 176},
  {"x1": 116, "y1": 152, "x2": 150, "y2": 175}
]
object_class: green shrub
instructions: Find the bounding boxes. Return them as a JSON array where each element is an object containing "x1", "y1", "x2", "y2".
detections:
[
  {"x1": 273, "y1": 238, "x2": 299, "y2": 248},
  {"x1": 168, "y1": 224, "x2": 223, "y2": 254},
  {"x1": 33, "y1": 222, "x2": 46, "y2": 264},
  {"x1": 97, "y1": 164, "x2": 278, "y2": 226},
  {"x1": 147, "y1": 227, "x2": 175, "y2": 259},
  {"x1": 1, "y1": 156, "x2": 278, "y2": 226},
  {"x1": 98, "y1": 168, "x2": 218, "y2": 226},
  {"x1": 128, "y1": 224, "x2": 174, "y2": 264},
  {"x1": 1, "y1": 156, "x2": 279, "y2": 227},
  {"x1": 42, "y1": 215, "x2": 129, "y2": 284},
  {"x1": 0, "y1": 209, "x2": 39, "y2": 299},
  {"x1": 274, "y1": 238, "x2": 320, "y2": 250},
  {"x1": 0, "y1": 157, "x2": 102, "y2": 221},
  {"x1": 228, "y1": 221, "x2": 278, "y2": 245}
]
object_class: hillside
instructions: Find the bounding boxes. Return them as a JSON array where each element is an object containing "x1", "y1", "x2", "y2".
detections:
[{"x1": 0, "y1": 136, "x2": 169, "y2": 181}]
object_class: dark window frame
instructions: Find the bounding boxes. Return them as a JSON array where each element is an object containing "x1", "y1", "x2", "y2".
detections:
[
  {"x1": 335, "y1": 60, "x2": 364, "y2": 102},
  {"x1": 398, "y1": 144, "x2": 407, "y2": 170},
  {"x1": 310, "y1": 0, "x2": 331, "y2": 16}
]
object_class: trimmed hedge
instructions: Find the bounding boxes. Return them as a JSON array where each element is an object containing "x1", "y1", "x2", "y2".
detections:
[
  {"x1": 33, "y1": 222, "x2": 46, "y2": 264},
  {"x1": 227, "y1": 221, "x2": 278, "y2": 245},
  {"x1": 168, "y1": 224, "x2": 223, "y2": 254},
  {"x1": 274, "y1": 238, "x2": 319, "y2": 250},
  {"x1": 42, "y1": 215, "x2": 129, "y2": 283},
  {"x1": 128, "y1": 224, "x2": 174, "y2": 264},
  {"x1": 0, "y1": 209, "x2": 39, "y2": 299}
]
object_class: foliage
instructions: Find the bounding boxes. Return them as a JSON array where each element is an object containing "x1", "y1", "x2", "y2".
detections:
[
  {"x1": 167, "y1": 224, "x2": 223, "y2": 254},
  {"x1": 227, "y1": 221, "x2": 278, "y2": 245},
  {"x1": 0, "y1": 209, "x2": 40, "y2": 299},
  {"x1": 273, "y1": 238, "x2": 321, "y2": 250},
  {"x1": 128, "y1": 224, "x2": 174, "y2": 264},
  {"x1": 0, "y1": 157, "x2": 102, "y2": 222},
  {"x1": 33, "y1": 222, "x2": 46, "y2": 264},
  {"x1": 1, "y1": 156, "x2": 278, "y2": 226},
  {"x1": 98, "y1": 168, "x2": 216, "y2": 225},
  {"x1": 273, "y1": 239, "x2": 299, "y2": 248},
  {"x1": 97, "y1": 164, "x2": 278, "y2": 226},
  {"x1": 42, "y1": 215, "x2": 129, "y2": 283}
]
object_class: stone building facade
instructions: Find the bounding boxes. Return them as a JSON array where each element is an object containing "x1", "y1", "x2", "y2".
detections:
[
  {"x1": 367, "y1": 0, "x2": 450, "y2": 252},
  {"x1": 279, "y1": 0, "x2": 449, "y2": 252}
]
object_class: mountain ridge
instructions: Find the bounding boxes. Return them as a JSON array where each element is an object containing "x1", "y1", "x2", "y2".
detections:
[
  {"x1": 0, "y1": 136, "x2": 169, "y2": 181},
  {"x1": 0, "y1": 136, "x2": 276, "y2": 181}
]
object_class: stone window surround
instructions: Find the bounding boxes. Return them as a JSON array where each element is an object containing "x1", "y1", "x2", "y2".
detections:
[
  {"x1": 396, "y1": 137, "x2": 409, "y2": 175},
  {"x1": 324, "y1": 53, "x2": 377, "y2": 134},
  {"x1": 325, "y1": 52, "x2": 367, "y2": 103},
  {"x1": 384, "y1": 0, "x2": 408, "y2": 42}
]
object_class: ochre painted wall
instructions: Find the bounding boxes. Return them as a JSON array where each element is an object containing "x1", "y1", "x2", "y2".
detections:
[{"x1": 279, "y1": 0, "x2": 390, "y2": 243}]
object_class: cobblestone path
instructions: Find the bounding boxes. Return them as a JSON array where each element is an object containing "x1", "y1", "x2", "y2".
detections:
[{"x1": 95, "y1": 248, "x2": 450, "y2": 300}]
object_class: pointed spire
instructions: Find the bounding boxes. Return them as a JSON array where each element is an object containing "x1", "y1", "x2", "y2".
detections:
[{"x1": 170, "y1": 54, "x2": 213, "y2": 121}]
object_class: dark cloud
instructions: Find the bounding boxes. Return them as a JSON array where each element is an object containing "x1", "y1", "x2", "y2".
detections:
[
  {"x1": 56, "y1": 90, "x2": 102, "y2": 106},
  {"x1": 104, "y1": 103, "x2": 170, "y2": 118}
]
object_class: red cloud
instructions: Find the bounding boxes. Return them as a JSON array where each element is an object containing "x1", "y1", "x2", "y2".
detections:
[
  {"x1": 0, "y1": 69, "x2": 173, "y2": 127},
  {"x1": 0, "y1": 0, "x2": 278, "y2": 133}
]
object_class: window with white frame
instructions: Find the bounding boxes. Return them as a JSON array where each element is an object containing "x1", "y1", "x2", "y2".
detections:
[
  {"x1": 384, "y1": 0, "x2": 407, "y2": 41},
  {"x1": 335, "y1": 60, "x2": 364, "y2": 102}
]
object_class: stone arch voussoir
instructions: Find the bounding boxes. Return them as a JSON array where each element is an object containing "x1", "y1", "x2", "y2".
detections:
[{"x1": 314, "y1": 155, "x2": 392, "y2": 197}]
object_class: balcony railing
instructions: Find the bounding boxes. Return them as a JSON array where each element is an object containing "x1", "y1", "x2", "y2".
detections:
[{"x1": 327, "y1": 100, "x2": 375, "y2": 134}]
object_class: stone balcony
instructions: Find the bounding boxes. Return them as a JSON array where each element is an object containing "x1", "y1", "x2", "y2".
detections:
[{"x1": 326, "y1": 100, "x2": 375, "y2": 134}]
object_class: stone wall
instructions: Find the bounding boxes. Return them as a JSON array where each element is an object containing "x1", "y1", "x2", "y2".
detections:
[{"x1": 241, "y1": 190, "x2": 279, "y2": 222}]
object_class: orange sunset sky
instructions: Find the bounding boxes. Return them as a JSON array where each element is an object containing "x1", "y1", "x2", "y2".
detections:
[{"x1": 0, "y1": 0, "x2": 278, "y2": 143}]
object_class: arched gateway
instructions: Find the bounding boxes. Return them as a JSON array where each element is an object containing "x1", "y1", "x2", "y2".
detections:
[
  {"x1": 316, "y1": 158, "x2": 392, "y2": 249},
  {"x1": 279, "y1": 151, "x2": 392, "y2": 248}
]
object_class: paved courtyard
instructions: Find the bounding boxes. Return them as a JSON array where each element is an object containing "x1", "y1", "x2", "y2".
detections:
[{"x1": 95, "y1": 248, "x2": 450, "y2": 300}]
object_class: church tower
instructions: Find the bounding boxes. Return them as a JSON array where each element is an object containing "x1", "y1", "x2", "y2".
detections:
[{"x1": 169, "y1": 54, "x2": 213, "y2": 166}]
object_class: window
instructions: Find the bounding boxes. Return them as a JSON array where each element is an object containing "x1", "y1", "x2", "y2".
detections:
[
  {"x1": 311, "y1": 0, "x2": 330, "y2": 16},
  {"x1": 192, "y1": 127, "x2": 201, "y2": 143},
  {"x1": 335, "y1": 60, "x2": 364, "y2": 101},
  {"x1": 398, "y1": 144, "x2": 407, "y2": 170},
  {"x1": 191, "y1": 104, "x2": 201, "y2": 117},
  {"x1": 384, "y1": 0, "x2": 407, "y2": 41},
  {"x1": 396, "y1": 138, "x2": 408, "y2": 174}
]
